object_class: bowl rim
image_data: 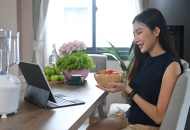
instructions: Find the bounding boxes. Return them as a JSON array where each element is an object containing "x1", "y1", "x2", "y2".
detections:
[{"x1": 95, "y1": 71, "x2": 124, "y2": 75}]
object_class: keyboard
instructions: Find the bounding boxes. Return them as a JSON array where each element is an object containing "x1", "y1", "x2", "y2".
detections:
[{"x1": 48, "y1": 96, "x2": 75, "y2": 106}]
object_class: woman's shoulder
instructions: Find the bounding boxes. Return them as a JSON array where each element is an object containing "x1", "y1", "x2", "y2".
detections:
[
  {"x1": 162, "y1": 52, "x2": 184, "y2": 75},
  {"x1": 167, "y1": 53, "x2": 180, "y2": 61},
  {"x1": 161, "y1": 52, "x2": 180, "y2": 64}
]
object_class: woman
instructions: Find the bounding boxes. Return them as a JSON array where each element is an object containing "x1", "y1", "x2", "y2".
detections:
[{"x1": 86, "y1": 8, "x2": 184, "y2": 130}]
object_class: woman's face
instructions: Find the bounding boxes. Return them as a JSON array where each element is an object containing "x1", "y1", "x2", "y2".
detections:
[{"x1": 133, "y1": 21, "x2": 159, "y2": 53}]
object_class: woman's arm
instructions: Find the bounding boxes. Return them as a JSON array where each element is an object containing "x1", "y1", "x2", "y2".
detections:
[
  {"x1": 122, "y1": 91, "x2": 132, "y2": 106},
  {"x1": 125, "y1": 62, "x2": 181, "y2": 124},
  {"x1": 95, "y1": 62, "x2": 181, "y2": 124}
]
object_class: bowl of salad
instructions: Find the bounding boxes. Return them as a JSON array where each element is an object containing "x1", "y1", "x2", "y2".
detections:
[{"x1": 94, "y1": 69, "x2": 125, "y2": 88}]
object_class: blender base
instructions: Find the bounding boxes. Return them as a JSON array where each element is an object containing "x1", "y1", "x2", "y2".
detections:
[
  {"x1": 1, "y1": 111, "x2": 18, "y2": 118},
  {"x1": 1, "y1": 114, "x2": 7, "y2": 118}
]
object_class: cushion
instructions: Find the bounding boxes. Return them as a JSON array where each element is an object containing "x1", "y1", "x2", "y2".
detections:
[
  {"x1": 109, "y1": 103, "x2": 130, "y2": 116},
  {"x1": 181, "y1": 59, "x2": 189, "y2": 71}
]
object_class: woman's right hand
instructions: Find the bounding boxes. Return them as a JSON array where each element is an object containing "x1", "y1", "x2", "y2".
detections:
[{"x1": 96, "y1": 82, "x2": 133, "y2": 94}]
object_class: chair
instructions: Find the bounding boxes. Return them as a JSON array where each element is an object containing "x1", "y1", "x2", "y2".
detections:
[
  {"x1": 88, "y1": 54, "x2": 107, "y2": 73},
  {"x1": 109, "y1": 59, "x2": 190, "y2": 130},
  {"x1": 88, "y1": 54, "x2": 107, "y2": 124},
  {"x1": 181, "y1": 59, "x2": 189, "y2": 71}
]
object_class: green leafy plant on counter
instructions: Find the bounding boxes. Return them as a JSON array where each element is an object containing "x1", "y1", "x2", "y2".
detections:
[
  {"x1": 56, "y1": 51, "x2": 96, "y2": 71},
  {"x1": 100, "y1": 37, "x2": 134, "y2": 83}
]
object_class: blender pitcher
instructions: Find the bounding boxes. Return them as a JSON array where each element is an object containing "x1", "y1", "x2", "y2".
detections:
[
  {"x1": 0, "y1": 29, "x2": 20, "y2": 75},
  {"x1": 0, "y1": 29, "x2": 21, "y2": 118}
]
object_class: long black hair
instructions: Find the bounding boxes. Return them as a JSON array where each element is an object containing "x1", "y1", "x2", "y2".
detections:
[{"x1": 127, "y1": 8, "x2": 181, "y2": 86}]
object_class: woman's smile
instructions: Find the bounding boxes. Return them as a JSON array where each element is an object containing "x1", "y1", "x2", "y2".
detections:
[{"x1": 138, "y1": 43, "x2": 144, "y2": 49}]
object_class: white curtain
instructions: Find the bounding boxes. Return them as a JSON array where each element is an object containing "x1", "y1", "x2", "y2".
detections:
[
  {"x1": 134, "y1": 0, "x2": 150, "y2": 16},
  {"x1": 32, "y1": 0, "x2": 50, "y2": 68}
]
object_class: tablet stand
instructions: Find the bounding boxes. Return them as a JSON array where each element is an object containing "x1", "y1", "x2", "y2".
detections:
[{"x1": 24, "y1": 85, "x2": 50, "y2": 108}]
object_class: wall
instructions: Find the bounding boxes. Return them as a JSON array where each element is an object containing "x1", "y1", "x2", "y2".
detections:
[
  {"x1": 0, "y1": 0, "x2": 19, "y2": 76},
  {"x1": 17, "y1": 0, "x2": 33, "y2": 65},
  {"x1": 150, "y1": 0, "x2": 190, "y2": 64}
]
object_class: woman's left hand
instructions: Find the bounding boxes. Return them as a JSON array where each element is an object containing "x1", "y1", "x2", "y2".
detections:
[{"x1": 96, "y1": 82, "x2": 131, "y2": 93}]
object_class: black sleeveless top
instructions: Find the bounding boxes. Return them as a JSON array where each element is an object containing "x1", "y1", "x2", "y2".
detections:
[{"x1": 126, "y1": 52, "x2": 184, "y2": 127}]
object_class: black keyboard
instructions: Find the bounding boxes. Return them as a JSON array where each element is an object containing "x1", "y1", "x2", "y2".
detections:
[{"x1": 48, "y1": 96, "x2": 75, "y2": 106}]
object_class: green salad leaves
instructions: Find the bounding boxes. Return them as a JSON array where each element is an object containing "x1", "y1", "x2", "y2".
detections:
[{"x1": 56, "y1": 51, "x2": 96, "y2": 71}]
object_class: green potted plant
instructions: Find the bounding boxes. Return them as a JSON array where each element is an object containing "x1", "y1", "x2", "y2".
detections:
[
  {"x1": 100, "y1": 37, "x2": 134, "y2": 84},
  {"x1": 56, "y1": 40, "x2": 96, "y2": 81}
]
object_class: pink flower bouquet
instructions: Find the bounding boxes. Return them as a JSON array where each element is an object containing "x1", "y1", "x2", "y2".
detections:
[{"x1": 58, "y1": 40, "x2": 86, "y2": 58}]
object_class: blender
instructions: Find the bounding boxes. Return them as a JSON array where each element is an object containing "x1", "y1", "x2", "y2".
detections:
[{"x1": 0, "y1": 29, "x2": 21, "y2": 118}]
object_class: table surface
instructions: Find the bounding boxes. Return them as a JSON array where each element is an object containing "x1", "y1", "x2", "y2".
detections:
[{"x1": 0, "y1": 73, "x2": 108, "y2": 130}]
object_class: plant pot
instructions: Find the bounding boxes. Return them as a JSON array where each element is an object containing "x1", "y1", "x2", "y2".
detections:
[{"x1": 61, "y1": 69, "x2": 89, "y2": 81}]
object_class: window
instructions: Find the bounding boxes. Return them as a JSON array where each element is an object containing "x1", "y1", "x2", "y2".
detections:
[
  {"x1": 96, "y1": 0, "x2": 134, "y2": 48},
  {"x1": 46, "y1": 0, "x2": 134, "y2": 60},
  {"x1": 64, "y1": 7, "x2": 88, "y2": 24}
]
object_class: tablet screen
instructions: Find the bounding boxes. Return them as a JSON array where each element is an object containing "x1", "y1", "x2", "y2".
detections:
[{"x1": 18, "y1": 61, "x2": 56, "y2": 103}]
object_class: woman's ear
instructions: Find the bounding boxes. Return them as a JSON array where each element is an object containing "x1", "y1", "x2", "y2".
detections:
[{"x1": 154, "y1": 27, "x2": 160, "y2": 37}]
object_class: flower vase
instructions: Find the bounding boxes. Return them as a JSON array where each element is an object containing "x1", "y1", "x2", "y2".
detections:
[{"x1": 61, "y1": 69, "x2": 89, "y2": 81}]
